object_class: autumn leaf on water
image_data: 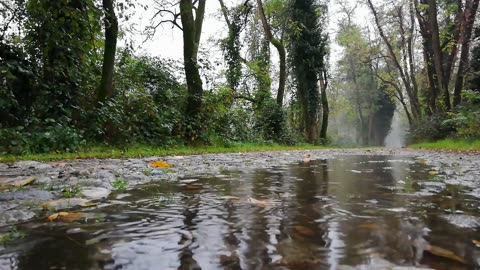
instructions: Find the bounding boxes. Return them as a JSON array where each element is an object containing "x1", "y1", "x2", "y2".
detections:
[
  {"x1": 48, "y1": 212, "x2": 85, "y2": 223},
  {"x1": 246, "y1": 197, "x2": 274, "y2": 208},
  {"x1": 0, "y1": 176, "x2": 36, "y2": 191},
  {"x1": 149, "y1": 160, "x2": 174, "y2": 168},
  {"x1": 42, "y1": 198, "x2": 97, "y2": 210},
  {"x1": 425, "y1": 244, "x2": 466, "y2": 264},
  {"x1": 294, "y1": 225, "x2": 315, "y2": 237}
]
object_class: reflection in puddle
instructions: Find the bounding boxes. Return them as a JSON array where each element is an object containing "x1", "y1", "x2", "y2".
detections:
[{"x1": 1, "y1": 155, "x2": 479, "y2": 270}]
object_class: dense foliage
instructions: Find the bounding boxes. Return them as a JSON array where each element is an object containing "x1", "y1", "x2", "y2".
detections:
[{"x1": 1, "y1": 0, "x2": 479, "y2": 155}]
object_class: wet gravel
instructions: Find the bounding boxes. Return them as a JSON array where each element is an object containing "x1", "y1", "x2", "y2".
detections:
[{"x1": 0, "y1": 148, "x2": 478, "y2": 226}]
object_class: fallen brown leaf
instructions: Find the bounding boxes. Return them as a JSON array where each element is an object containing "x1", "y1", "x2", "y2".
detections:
[
  {"x1": 426, "y1": 244, "x2": 466, "y2": 264},
  {"x1": 0, "y1": 176, "x2": 36, "y2": 190}
]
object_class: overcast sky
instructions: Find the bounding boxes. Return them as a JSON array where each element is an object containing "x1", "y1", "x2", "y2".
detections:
[{"x1": 125, "y1": 0, "x2": 372, "y2": 69}]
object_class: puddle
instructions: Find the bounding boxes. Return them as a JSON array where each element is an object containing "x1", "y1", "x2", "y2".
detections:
[{"x1": 1, "y1": 155, "x2": 479, "y2": 269}]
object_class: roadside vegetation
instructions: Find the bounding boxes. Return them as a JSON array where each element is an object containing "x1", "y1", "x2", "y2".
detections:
[
  {"x1": 0, "y1": 143, "x2": 331, "y2": 162},
  {"x1": 1, "y1": 0, "x2": 479, "y2": 157},
  {"x1": 410, "y1": 139, "x2": 480, "y2": 151}
]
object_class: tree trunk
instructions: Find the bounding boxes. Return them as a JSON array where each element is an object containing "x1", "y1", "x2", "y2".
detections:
[
  {"x1": 320, "y1": 71, "x2": 329, "y2": 142},
  {"x1": 427, "y1": 0, "x2": 451, "y2": 110},
  {"x1": 453, "y1": 0, "x2": 479, "y2": 106},
  {"x1": 98, "y1": 0, "x2": 118, "y2": 103},
  {"x1": 256, "y1": 0, "x2": 286, "y2": 106},
  {"x1": 180, "y1": 0, "x2": 206, "y2": 141}
]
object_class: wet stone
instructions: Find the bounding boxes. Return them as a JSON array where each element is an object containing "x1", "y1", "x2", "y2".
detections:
[
  {"x1": 14, "y1": 161, "x2": 52, "y2": 171},
  {"x1": 0, "y1": 190, "x2": 55, "y2": 201},
  {"x1": 92, "y1": 170, "x2": 115, "y2": 182},
  {"x1": 150, "y1": 169, "x2": 164, "y2": 177},
  {"x1": 441, "y1": 214, "x2": 480, "y2": 228},
  {"x1": 0, "y1": 210, "x2": 35, "y2": 224},
  {"x1": 0, "y1": 203, "x2": 19, "y2": 212},
  {"x1": 81, "y1": 187, "x2": 111, "y2": 200},
  {"x1": 35, "y1": 176, "x2": 53, "y2": 184}
]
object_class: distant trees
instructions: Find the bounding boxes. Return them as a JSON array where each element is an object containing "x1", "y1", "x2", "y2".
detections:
[
  {"x1": 367, "y1": 0, "x2": 479, "y2": 117},
  {"x1": 335, "y1": 10, "x2": 395, "y2": 145},
  {"x1": 360, "y1": 0, "x2": 480, "y2": 142},
  {"x1": 366, "y1": 0, "x2": 421, "y2": 125},
  {"x1": 414, "y1": 0, "x2": 479, "y2": 109}
]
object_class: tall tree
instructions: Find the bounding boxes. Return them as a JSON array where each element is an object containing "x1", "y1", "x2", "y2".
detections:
[
  {"x1": 25, "y1": 0, "x2": 97, "y2": 119},
  {"x1": 453, "y1": 0, "x2": 479, "y2": 106},
  {"x1": 289, "y1": 0, "x2": 329, "y2": 144},
  {"x1": 97, "y1": 0, "x2": 119, "y2": 103},
  {"x1": 218, "y1": 0, "x2": 252, "y2": 92},
  {"x1": 255, "y1": 0, "x2": 286, "y2": 106},
  {"x1": 180, "y1": 0, "x2": 206, "y2": 140},
  {"x1": 414, "y1": 0, "x2": 479, "y2": 110},
  {"x1": 151, "y1": 0, "x2": 206, "y2": 141}
]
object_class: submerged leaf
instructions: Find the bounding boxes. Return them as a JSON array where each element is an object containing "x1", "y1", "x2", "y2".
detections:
[
  {"x1": 246, "y1": 197, "x2": 273, "y2": 208},
  {"x1": 0, "y1": 176, "x2": 36, "y2": 190},
  {"x1": 294, "y1": 225, "x2": 315, "y2": 237},
  {"x1": 149, "y1": 160, "x2": 174, "y2": 168},
  {"x1": 42, "y1": 198, "x2": 96, "y2": 210}
]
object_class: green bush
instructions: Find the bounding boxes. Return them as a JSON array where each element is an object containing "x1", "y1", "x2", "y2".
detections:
[
  {"x1": 0, "y1": 120, "x2": 85, "y2": 155},
  {"x1": 254, "y1": 99, "x2": 297, "y2": 145},
  {"x1": 445, "y1": 90, "x2": 480, "y2": 138},
  {"x1": 409, "y1": 113, "x2": 455, "y2": 143},
  {"x1": 0, "y1": 127, "x2": 29, "y2": 155},
  {"x1": 29, "y1": 121, "x2": 85, "y2": 153}
]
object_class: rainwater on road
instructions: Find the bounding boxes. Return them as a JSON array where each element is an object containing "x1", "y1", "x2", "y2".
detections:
[{"x1": 1, "y1": 154, "x2": 479, "y2": 270}]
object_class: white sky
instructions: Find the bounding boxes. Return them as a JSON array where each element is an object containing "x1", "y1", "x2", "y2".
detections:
[{"x1": 125, "y1": 0, "x2": 372, "y2": 72}]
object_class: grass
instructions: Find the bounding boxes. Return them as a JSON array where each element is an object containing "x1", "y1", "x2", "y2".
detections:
[
  {"x1": 112, "y1": 179, "x2": 128, "y2": 191},
  {"x1": 61, "y1": 184, "x2": 82, "y2": 198},
  {"x1": 0, "y1": 143, "x2": 332, "y2": 162},
  {"x1": 409, "y1": 138, "x2": 480, "y2": 151},
  {"x1": 0, "y1": 226, "x2": 26, "y2": 245}
]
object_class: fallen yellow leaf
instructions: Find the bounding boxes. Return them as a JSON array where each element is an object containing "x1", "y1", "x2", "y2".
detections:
[
  {"x1": 48, "y1": 212, "x2": 85, "y2": 222},
  {"x1": 0, "y1": 176, "x2": 36, "y2": 190},
  {"x1": 426, "y1": 244, "x2": 466, "y2": 264},
  {"x1": 149, "y1": 160, "x2": 174, "y2": 168},
  {"x1": 81, "y1": 201, "x2": 97, "y2": 207},
  {"x1": 429, "y1": 170, "x2": 438, "y2": 175},
  {"x1": 473, "y1": 240, "x2": 480, "y2": 247}
]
